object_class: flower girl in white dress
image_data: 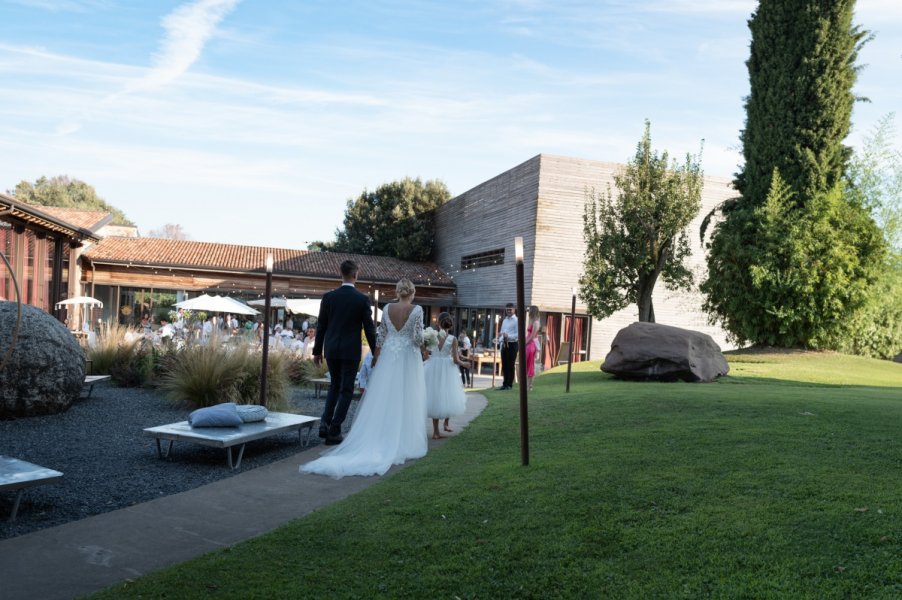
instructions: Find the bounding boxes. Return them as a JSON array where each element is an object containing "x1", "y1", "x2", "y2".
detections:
[{"x1": 424, "y1": 312, "x2": 468, "y2": 439}]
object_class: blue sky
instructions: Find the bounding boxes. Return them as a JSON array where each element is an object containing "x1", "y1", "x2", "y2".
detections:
[{"x1": 1, "y1": 0, "x2": 899, "y2": 250}]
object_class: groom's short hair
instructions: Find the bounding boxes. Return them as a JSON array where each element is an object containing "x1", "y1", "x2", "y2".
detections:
[{"x1": 340, "y1": 260, "x2": 358, "y2": 278}]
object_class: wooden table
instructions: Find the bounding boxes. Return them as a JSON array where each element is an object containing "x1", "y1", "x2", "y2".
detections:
[{"x1": 473, "y1": 352, "x2": 502, "y2": 376}]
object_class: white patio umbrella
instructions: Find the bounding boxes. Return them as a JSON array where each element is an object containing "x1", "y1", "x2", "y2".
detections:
[
  {"x1": 285, "y1": 298, "x2": 321, "y2": 316},
  {"x1": 248, "y1": 297, "x2": 321, "y2": 316},
  {"x1": 175, "y1": 294, "x2": 259, "y2": 316},
  {"x1": 55, "y1": 296, "x2": 103, "y2": 309},
  {"x1": 55, "y1": 296, "x2": 103, "y2": 331},
  {"x1": 248, "y1": 297, "x2": 288, "y2": 309}
]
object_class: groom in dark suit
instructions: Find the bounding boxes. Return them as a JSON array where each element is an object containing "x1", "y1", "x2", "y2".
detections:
[{"x1": 313, "y1": 259, "x2": 377, "y2": 445}]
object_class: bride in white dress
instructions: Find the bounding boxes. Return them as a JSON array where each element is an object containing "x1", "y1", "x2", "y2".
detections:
[{"x1": 300, "y1": 278, "x2": 428, "y2": 479}]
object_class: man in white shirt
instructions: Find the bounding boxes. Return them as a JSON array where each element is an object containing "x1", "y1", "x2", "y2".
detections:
[
  {"x1": 458, "y1": 331, "x2": 472, "y2": 387},
  {"x1": 498, "y1": 303, "x2": 519, "y2": 390}
]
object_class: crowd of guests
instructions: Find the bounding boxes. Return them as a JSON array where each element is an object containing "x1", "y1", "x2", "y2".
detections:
[{"x1": 122, "y1": 309, "x2": 320, "y2": 358}]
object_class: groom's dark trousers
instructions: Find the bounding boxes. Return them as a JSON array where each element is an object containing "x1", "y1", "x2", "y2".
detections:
[{"x1": 313, "y1": 284, "x2": 377, "y2": 437}]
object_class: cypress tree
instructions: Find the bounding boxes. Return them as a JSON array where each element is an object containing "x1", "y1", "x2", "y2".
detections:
[
  {"x1": 702, "y1": 0, "x2": 885, "y2": 348},
  {"x1": 735, "y1": 0, "x2": 868, "y2": 208}
]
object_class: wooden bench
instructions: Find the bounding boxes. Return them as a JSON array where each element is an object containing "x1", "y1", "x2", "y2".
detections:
[
  {"x1": 0, "y1": 455, "x2": 63, "y2": 521},
  {"x1": 82, "y1": 375, "x2": 111, "y2": 399},
  {"x1": 143, "y1": 412, "x2": 319, "y2": 470}
]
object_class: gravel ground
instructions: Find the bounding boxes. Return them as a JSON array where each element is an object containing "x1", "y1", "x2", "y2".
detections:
[{"x1": 0, "y1": 382, "x2": 332, "y2": 540}]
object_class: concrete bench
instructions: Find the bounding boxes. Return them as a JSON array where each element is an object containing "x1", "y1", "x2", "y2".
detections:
[
  {"x1": 82, "y1": 375, "x2": 111, "y2": 399},
  {"x1": 143, "y1": 412, "x2": 319, "y2": 470},
  {"x1": 310, "y1": 377, "x2": 362, "y2": 398},
  {"x1": 0, "y1": 455, "x2": 63, "y2": 521}
]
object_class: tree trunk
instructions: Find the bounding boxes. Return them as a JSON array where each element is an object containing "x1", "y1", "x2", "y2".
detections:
[{"x1": 637, "y1": 278, "x2": 657, "y2": 323}]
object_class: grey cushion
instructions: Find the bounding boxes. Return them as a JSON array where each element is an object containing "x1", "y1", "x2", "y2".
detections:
[
  {"x1": 188, "y1": 402, "x2": 243, "y2": 427},
  {"x1": 236, "y1": 404, "x2": 268, "y2": 423}
]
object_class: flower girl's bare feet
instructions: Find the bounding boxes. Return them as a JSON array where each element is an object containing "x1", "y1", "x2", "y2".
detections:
[
  {"x1": 431, "y1": 432, "x2": 445, "y2": 440},
  {"x1": 443, "y1": 425, "x2": 453, "y2": 432}
]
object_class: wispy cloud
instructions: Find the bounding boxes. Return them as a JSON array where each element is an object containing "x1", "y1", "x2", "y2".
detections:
[
  {"x1": 122, "y1": 0, "x2": 240, "y2": 95},
  {"x1": 9, "y1": 0, "x2": 112, "y2": 12}
]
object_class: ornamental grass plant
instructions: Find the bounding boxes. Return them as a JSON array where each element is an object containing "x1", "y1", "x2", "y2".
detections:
[
  {"x1": 93, "y1": 351, "x2": 902, "y2": 599},
  {"x1": 159, "y1": 342, "x2": 290, "y2": 410},
  {"x1": 86, "y1": 321, "x2": 131, "y2": 376}
]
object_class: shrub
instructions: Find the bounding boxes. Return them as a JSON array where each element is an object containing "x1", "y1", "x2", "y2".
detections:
[
  {"x1": 284, "y1": 353, "x2": 327, "y2": 386},
  {"x1": 159, "y1": 343, "x2": 290, "y2": 410},
  {"x1": 87, "y1": 322, "x2": 155, "y2": 386},
  {"x1": 88, "y1": 322, "x2": 131, "y2": 375},
  {"x1": 108, "y1": 339, "x2": 154, "y2": 387}
]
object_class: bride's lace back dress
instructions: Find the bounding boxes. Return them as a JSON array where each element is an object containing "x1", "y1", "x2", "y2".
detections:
[{"x1": 300, "y1": 303, "x2": 427, "y2": 479}]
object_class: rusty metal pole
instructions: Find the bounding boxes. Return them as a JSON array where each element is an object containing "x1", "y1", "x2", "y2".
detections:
[
  {"x1": 515, "y1": 237, "x2": 529, "y2": 467},
  {"x1": 260, "y1": 253, "x2": 273, "y2": 406},
  {"x1": 566, "y1": 288, "x2": 576, "y2": 393}
]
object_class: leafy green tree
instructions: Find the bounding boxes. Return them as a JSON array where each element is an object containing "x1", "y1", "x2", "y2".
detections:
[
  {"x1": 847, "y1": 114, "x2": 902, "y2": 251},
  {"x1": 581, "y1": 121, "x2": 703, "y2": 323},
  {"x1": 709, "y1": 171, "x2": 883, "y2": 347},
  {"x1": 11, "y1": 175, "x2": 134, "y2": 225},
  {"x1": 332, "y1": 177, "x2": 451, "y2": 261},
  {"x1": 840, "y1": 114, "x2": 902, "y2": 358},
  {"x1": 702, "y1": 0, "x2": 885, "y2": 348}
]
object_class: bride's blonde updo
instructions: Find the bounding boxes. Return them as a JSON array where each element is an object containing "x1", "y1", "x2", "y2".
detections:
[{"x1": 395, "y1": 278, "x2": 416, "y2": 299}]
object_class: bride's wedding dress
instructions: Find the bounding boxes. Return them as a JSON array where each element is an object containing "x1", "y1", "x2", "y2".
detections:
[{"x1": 300, "y1": 303, "x2": 428, "y2": 479}]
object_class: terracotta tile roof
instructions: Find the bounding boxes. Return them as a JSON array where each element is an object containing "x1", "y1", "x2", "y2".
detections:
[
  {"x1": 19, "y1": 204, "x2": 111, "y2": 231},
  {"x1": 83, "y1": 237, "x2": 455, "y2": 287}
]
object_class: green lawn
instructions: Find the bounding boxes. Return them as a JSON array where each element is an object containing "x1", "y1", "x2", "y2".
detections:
[{"x1": 94, "y1": 352, "x2": 902, "y2": 599}]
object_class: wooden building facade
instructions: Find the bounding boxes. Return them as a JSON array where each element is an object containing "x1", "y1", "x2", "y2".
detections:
[
  {"x1": 80, "y1": 237, "x2": 456, "y2": 326},
  {"x1": 434, "y1": 154, "x2": 736, "y2": 366},
  {"x1": 0, "y1": 193, "x2": 101, "y2": 320}
]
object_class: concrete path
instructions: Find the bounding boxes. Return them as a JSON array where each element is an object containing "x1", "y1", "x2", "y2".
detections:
[{"x1": 0, "y1": 393, "x2": 488, "y2": 600}]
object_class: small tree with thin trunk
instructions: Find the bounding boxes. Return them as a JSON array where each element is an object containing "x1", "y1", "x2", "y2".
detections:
[{"x1": 581, "y1": 121, "x2": 703, "y2": 323}]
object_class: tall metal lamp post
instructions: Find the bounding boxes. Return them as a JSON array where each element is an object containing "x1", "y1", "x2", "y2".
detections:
[
  {"x1": 260, "y1": 253, "x2": 273, "y2": 406},
  {"x1": 514, "y1": 237, "x2": 529, "y2": 466},
  {"x1": 566, "y1": 286, "x2": 576, "y2": 393}
]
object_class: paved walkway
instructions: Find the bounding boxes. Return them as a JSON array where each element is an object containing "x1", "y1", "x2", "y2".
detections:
[{"x1": 0, "y1": 393, "x2": 488, "y2": 600}]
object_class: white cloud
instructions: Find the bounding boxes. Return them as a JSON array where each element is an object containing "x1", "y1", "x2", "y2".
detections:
[
  {"x1": 8, "y1": 0, "x2": 112, "y2": 12},
  {"x1": 122, "y1": 0, "x2": 240, "y2": 95}
]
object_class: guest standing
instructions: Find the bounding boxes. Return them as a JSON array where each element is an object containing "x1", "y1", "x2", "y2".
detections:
[
  {"x1": 524, "y1": 305, "x2": 541, "y2": 391},
  {"x1": 457, "y1": 331, "x2": 472, "y2": 387},
  {"x1": 498, "y1": 303, "x2": 519, "y2": 390}
]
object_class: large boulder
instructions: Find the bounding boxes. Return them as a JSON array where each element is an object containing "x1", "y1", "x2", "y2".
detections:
[
  {"x1": 0, "y1": 301, "x2": 85, "y2": 418},
  {"x1": 602, "y1": 322, "x2": 729, "y2": 383}
]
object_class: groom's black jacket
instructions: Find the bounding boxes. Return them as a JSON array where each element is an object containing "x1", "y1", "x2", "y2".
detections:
[{"x1": 313, "y1": 284, "x2": 377, "y2": 362}]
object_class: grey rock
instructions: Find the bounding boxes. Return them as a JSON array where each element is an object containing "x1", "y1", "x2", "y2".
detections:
[
  {"x1": 602, "y1": 321, "x2": 729, "y2": 383},
  {"x1": 0, "y1": 301, "x2": 85, "y2": 418}
]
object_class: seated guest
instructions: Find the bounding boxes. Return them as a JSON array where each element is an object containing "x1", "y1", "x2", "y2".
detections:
[{"x1": 301, "y1": 327, "x2": 316, "y2": 358}]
